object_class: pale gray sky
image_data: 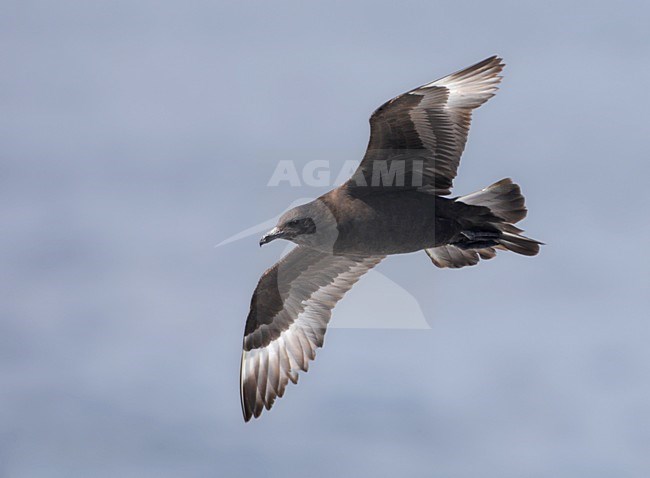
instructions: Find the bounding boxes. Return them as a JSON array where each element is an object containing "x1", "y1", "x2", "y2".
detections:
[{"x1": 1, "y1": 1, "x2": 649, "y2": 477}]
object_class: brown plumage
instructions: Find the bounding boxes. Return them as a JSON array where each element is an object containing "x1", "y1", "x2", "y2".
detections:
[{"x1": 240, "y1": 56, "x2": 541, "y2": 421}]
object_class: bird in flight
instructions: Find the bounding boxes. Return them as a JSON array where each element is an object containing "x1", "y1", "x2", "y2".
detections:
[{"x1": 240, "y1": 56, "x2": 541, "y2": 421}]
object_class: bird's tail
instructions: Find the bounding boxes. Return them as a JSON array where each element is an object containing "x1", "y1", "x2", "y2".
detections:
[{"x1": 426, "y1": 178, "x2": 542, "y2": 268}]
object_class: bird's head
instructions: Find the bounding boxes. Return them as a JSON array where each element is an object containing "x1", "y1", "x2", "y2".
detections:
[
  {"x1": 259, "y1": 204, "x2": 317, "y2": 247},
  {"x1": 259, "y1": 200, "x2": 338, "y2": 249}
]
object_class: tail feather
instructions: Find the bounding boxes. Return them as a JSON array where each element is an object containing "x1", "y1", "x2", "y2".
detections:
[
  {"x1": 427, "y1": 178, "x2": 541, "y2": 269},
  {"x1": 497, "y1": 232, "x2": 541, "y2": 256},
  {"x1": 457, "y1": 178, "x2": 526, "y2": 223}
]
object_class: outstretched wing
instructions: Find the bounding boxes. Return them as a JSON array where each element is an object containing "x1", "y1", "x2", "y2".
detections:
[
  {"x1": 240, "y1": 246, "x2": 384, "y2": 421},
  {"x1": 347, "y1": 56, "x2": 504, "y2": 195}
]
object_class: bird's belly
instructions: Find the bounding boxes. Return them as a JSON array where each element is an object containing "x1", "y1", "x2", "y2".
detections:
[{"x1": 333, "y1": 212, "x2": 455, "y2": 255}]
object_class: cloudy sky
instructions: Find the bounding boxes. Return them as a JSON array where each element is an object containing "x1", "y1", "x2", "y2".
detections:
[{"x1": 2, "y1": 1, "x2": 649, "y2": 477}]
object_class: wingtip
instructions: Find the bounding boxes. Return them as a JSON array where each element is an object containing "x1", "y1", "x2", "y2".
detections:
[
  {"x1": 483, "y1": 54, "x2": 505, "y2": 67},
  {"x1": 473, "y1": 54, "x2": 506, "y2": 74},
  {"x1": 241, "y1": 390, "x2": 254, "y2": 422},
  {"x1": 464, "y1": 55, "x2": 506, "y2": 79},
  {"x1": 240, "y1": 350, "x2": 255, "y2": 423},
  {"x1": 241, "y1": 399, "x2": 257, "y2": 423},
  {"x1": 421, "y1": 54, "x2": 505, "y2": 95}
]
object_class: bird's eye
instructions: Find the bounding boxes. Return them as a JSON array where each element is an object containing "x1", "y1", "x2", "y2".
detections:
[{"x1": 287, "y1": 219, "x2": 300, "y2": 227}]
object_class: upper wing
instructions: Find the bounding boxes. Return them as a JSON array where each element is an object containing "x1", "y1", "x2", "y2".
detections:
[
  {"x1": 347, "y1": 56, "x2": 504, "y2": 195},
  {"x1": 240, "y1": 246, "x2": 384, "y2": 421}
]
